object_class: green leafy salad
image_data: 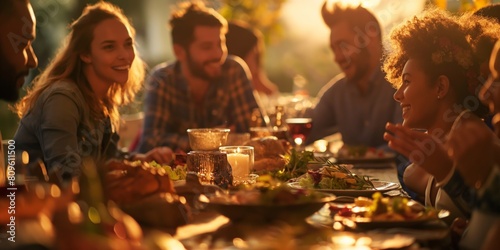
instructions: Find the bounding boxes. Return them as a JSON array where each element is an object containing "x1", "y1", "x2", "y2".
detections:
[
  {"x1": 148, "y1": 161, "x2": 187, "y2": 181},
  {"x1": 268, "y1": 149, "x2": 316, "y2": 181}
]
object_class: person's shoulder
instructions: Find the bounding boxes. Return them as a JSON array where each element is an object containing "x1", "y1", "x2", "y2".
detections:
[
  {"x1": 458, "y1": 110, "x2": 487, "y2": 125},
  {"x1": 42, "y1": 80, "x2": 82, "y2": 99},
  {"x1": 149, "y1": 61, "x2": 176, "y2": 75},
  {"x1": 317, "y1": 73, "x2": 347, "y2": 98},
  {"x1": 146, "y1": 61, "x2": 179, "y2": 86},
  {"x1": 224, "y1": 55, "x2": 247, "y2": 70},
  {"x1": 37, "y1": 80, "x2": 85, "y2": 112},
  {"x1": 223, "y1": 56, "x2": 251, "y2": 81}
]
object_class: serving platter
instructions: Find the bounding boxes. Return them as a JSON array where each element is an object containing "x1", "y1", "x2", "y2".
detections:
[{"x1": 198, "y1": 191, "x2": 336, "y2": 223}]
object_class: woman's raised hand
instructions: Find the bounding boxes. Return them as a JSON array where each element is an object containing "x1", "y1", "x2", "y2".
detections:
[{"x1": 384, "y1": 123, "x2": 452, "y2": 181}]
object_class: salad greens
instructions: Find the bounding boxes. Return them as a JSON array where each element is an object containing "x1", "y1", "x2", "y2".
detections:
[
  {"x1": 269, "y1": 149, "x2": 316, "y2": 181},
  {"x1": 148, "y1": 161, "x2": 187, "y2": 181}
]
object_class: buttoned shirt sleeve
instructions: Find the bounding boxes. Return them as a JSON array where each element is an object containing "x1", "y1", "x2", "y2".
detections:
[
  {"x1": 225, "y1": 58, "x2": 260, "y2": 132},
  {"x1": 137, "y1": 59, "x2": 260, "y2": 153},
  {"x1": 137, "y1": 66, "x2": 190, "y2": 153}
]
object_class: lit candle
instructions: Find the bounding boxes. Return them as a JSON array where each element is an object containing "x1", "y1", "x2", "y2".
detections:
[{"x1": 226, "y1": 153, "x2": 250, "y2": 180}]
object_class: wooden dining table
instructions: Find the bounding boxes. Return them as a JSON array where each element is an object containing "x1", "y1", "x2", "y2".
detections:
[{"x1": 170, "y1": 160, "x2": 452, "y2": 249}]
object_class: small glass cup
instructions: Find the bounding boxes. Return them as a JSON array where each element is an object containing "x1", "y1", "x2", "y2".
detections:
[
  {"x1": 219, "y1": 146, "x2": 254, "y2": 184},
  {"x1": 186, "y1": 128, "x2": 230, "y2": 151},
  {"x1": 186, "y1": 151, "x2": 232, "y2": 187}
]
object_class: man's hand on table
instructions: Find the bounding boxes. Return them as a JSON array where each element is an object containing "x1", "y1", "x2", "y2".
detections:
[{"x1": 133, "y1": 146, "x2": 174, "y2": 165}]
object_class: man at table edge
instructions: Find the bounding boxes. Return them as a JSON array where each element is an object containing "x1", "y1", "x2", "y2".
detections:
[{"x1": 305, "y1": 2, "x2": 402, "y2": 148}]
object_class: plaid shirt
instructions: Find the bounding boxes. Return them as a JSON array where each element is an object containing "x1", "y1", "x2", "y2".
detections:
[{"x1": 137, "y1": 56, "x2": 260, "y2": 152}]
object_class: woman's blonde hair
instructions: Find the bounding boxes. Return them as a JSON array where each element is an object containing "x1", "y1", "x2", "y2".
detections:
[{"x1": 15, "y1": 1, "x2": 145, "y2": 128}]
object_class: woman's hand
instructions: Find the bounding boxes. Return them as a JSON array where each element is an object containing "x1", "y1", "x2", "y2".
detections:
[
  {"x1": 133, "y1": 146, "x2": 174, "y2": 164},
  {"x1": 384, "y1": 123, "x2": 452, "y2": 181}
]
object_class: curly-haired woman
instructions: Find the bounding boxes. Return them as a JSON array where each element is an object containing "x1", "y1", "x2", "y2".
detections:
[
  {"x1": 382, "y1": 9, "x2": 499, "y2": 222},
  {"x1": 13, "y1": 2, "x2": 174, "y2": 185}
]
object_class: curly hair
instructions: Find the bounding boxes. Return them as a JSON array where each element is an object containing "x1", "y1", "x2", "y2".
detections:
[
  {"x1": 15, "y1": 2, "x2": 145, "y2": 128},
  {"x1": 463, "y1": 9, "x2": 500, "y2": 72},
  {"x1": 473, "y1": 3, "x2": 500, "y2": 23},
  {"x1": 383, "y1": 8, "x2": 489, "y2": 117}
]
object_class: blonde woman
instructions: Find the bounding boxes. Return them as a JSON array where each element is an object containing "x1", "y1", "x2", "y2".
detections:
[{"x1": 14, "y1": 2, "x2": 173, "y2": 184}]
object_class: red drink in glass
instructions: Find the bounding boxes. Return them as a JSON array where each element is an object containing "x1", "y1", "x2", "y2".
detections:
[{"x1": 286, "y1": 118, "x2": 313, "y2": 147}]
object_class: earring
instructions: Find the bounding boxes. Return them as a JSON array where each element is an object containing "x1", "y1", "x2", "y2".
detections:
[{"x1": 437, "y1": 95, "x2": 440, "y2": 100}]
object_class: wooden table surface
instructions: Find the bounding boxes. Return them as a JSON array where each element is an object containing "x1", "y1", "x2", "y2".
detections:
[{"x1": 172, "y1": 161, "x2": 451, "y2": 249}]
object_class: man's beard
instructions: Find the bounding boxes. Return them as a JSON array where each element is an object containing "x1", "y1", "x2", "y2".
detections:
[
  {"x1": 186, "y1": 52, "x2": 222, "y2": 82},
  {"x1": 347, "y1": 49, "x2": 372, "y2": 83},
  {"x1": 0, "y1": 50, "x2": 22, "y2": 102}
]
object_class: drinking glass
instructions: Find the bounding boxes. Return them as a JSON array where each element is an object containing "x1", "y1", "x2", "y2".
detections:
[
  {"x1": 219, "y1": 146, "x2": 254, "y2": 184},
  {"x1": 186, "y1": 151, "x2": 232, "y2": 187},
  {"x1": 285, "y1": 118, "x2": 313, "y2": 150}
]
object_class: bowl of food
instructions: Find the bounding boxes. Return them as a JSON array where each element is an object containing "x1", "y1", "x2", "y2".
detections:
[
  {"x1": 199, "y1": 184, "x2": 335, "y2": 223},
  {"x1": 187, "y1": 128, "x2": 230, "y2": 151}
]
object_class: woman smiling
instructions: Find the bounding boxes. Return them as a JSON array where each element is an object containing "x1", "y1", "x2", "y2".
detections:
[
  {"x1": 13, "y1": 2, "x2": 173, "y2": 185},
  {"x1": 382, "y1": 9, "x2": 499, "y2": 222}
]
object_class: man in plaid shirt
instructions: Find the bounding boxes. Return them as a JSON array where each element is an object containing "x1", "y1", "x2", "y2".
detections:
[{"x1": 137, "y1": 1, "x2": 261, "y2": 153}]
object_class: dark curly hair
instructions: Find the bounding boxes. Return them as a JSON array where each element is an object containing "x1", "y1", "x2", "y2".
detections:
[
  {"x1": 473, "y1": 3, "x2": 500, "y2": 23},
  {"x1": 463, "y1": 8, "x2": 500, "y2": 74},
  {"x1": 384, "y1": 9, "x2": 489, "y2": 117}
]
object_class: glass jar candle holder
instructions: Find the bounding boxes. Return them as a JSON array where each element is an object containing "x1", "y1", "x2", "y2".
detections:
[{"x1": 219, "y1": 146, "x2": 254, "y2": 184}]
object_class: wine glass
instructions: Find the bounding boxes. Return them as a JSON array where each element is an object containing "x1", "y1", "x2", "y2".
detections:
[{"x1": 286, "y1": 118, "x2": 313, "y2": 150}]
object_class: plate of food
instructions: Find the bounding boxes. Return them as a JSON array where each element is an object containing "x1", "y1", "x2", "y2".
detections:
[
  {"x1": 288, "y1": 165, "x2": 400, "y2": 197},
  {"x1": 331, "y1": 193, "x2": 449, "y2": 229},
  {"x1": 335, "y1": 145, "x2": 396, "y2": 164},
  {"x1": 199, "y1": 179, "x2": 336, "y2": 223}
]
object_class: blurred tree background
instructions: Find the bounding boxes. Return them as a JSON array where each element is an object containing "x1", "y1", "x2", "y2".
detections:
[{"x1": 1, "y1": 0, "x2": 499, "y2": 139}]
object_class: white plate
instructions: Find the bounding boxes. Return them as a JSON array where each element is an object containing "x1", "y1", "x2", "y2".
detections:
[{"x1": 335, "y1": 209, "x2": 450, "y2": 229}]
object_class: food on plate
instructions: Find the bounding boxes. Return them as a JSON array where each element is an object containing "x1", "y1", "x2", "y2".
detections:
[
  {"x1": 149, "y1": 161, "x2": 187, "y2": 181},
  {"x1": 121, "y1": 192, "x2": 190, "y2": 230},
  {"x1": 299, "y1": 165, "x2": 374, "y2": 190},
  {"x1": 257, "y1": 149, "x2": 316, "y2": 181},
  {"x1": 105, "y1": 160, "x2": 176, "y2": 204},
  {"x1": 213, "y1": 175, "x2": 323, "y2": 205},
  {"x1": 337, "y1": 145, "x2": 391, "y2": 159},
  {"x1": 244, "y1": 136, "x2": 289, "y2": 171},
  {"x1": 202, "y1": 175, "x2": 335, "y2": 223},
  {"x1": 331, "y1": 192, "x2": 439, "y2": 222},
  {"x1": 105, "y1": 160, "x2": 192, "y2": 230}
]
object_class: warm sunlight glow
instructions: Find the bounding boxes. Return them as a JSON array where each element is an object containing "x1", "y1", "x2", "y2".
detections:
[{"x1": 281, "y1": 0, "x2": 426, "y2": 44}]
